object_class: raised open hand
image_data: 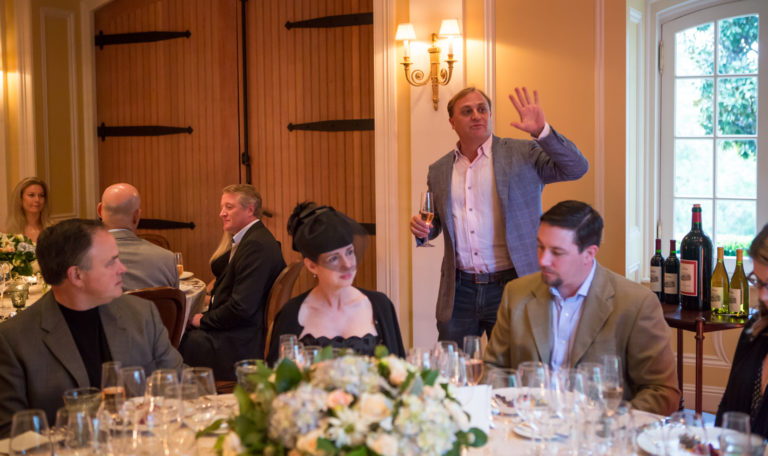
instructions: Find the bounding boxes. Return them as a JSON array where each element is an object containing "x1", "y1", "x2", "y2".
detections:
[{"x1": 509, "y1": 87, "x2": 546, "y2": 137}]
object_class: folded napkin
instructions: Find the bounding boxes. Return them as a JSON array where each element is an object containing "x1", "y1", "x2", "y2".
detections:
[{"x1": 454, "y1": 384, "x2": 492, "y2": 433}]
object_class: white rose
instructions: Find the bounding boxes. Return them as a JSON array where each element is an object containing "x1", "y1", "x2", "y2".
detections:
[
  {"x1": 221, "y1": 432, "x2": 245, "y2": 456},
  {"x1": 358, "y1": 392, "x2": 392, "y2": 423},
  {"x1": 385, "y1": 356, "x2": 408, "y2": 385},
  {"x1": 422, "y1": 385, "x2": 446, "y2": 400},
  {"x1": 445, "y1": 400, "x2": 470, "y2": 431},
  {"x1": 295, "y1": 428, "x2": 324, "y2": 455},
  {"x1": 366, "y1": 433, "x2": 398, "y2": 456}
]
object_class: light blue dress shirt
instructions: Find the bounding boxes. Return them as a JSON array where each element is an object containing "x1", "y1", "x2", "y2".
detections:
[{"x1": 549, "y1": 260, "x2": 597, "y2": 371}]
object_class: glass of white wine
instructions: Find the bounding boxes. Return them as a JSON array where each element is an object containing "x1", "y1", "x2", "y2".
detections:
[
  {"x1": 462, "y1": 336, "x2": 483, "y2": 385},
  {"x1": 601, "y1": 355, "x2": 624, "y2": 417},
  {"x1": 419, "y1": 192, "x2": 436, "y2": 247}
]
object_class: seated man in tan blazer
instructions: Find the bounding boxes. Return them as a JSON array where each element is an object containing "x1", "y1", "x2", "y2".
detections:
[{"x1": 484, "y1": 200, "x2": 680, "y2": 416}]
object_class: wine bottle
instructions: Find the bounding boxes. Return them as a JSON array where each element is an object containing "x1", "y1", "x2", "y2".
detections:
[
  {"x1": 680, "y1": 204, "x2": 714, "y2": 311},
  {"x1": 650, "y1": 238, "x2": 665, "y2": 301},
  {"x1": 710, "y1": 246, "x2": 729, "y2": 314},
  {"x1": 729, "y1": 249, "x2": 749, "y2": 316},
  {"x1": 664, "y1": 240, "x2": 680, "y2": 305}
]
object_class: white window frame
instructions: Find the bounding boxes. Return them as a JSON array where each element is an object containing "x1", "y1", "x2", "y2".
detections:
[{"x1": 647, "y1": 0, "x2": 768, "y2": 276}]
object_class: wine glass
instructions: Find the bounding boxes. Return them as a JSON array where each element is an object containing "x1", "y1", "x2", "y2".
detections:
[
  {"x1": 9, "y1": 409, "x2": 52, "y2": 455},
  {"x1": 516, "y1": 362, "x2": 552, "y2": 447},
  {"x1": 407, "y1": 347, "x2": 434, "y2": 369},
  {"x1": 181, "y1": 367, "x2": 217, "y2": 429},
  {"x1": 462, "y1": 336, "x2": 483, "y2": 385},
  {"x1": 120, "y1": 366, "x2": 146, "y2": 399},
  {"x1": 175, "y1": 252, "x2": 184, "y2": 277},
  {"x1": 487, "y1": 368, "x2": 518, "y2": 436},
  {"x1": 101, "y1": 361, "x2": 125, "y2": 416},
  {"x1": 418, "y1": 192, "x2": 436, "y2": 247},
  {"x1": 62, "y1": 387, "x2": 102, "y2": 417},
  {"x1": 577, "y1": 362, "x2": 604, "y2": 452},
  {"x1": 601, "y1": 355, "x2": 624, "y2": 417}
]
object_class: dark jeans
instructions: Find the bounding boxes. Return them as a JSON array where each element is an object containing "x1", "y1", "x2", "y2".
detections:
[{"x1": 436, "y1": 269, "x2": 517, "y2": 346}]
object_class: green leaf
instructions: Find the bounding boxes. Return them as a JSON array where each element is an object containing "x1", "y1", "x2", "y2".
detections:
[
  {"x1": 463, "y1": 428, "x2": 488, "y2": 447},
  {"x1": 316, "y1": 437, "x2": 339, "y2": 454},
  {"x1": 346, "y1": 446, "x2": 369, "y2": 456},
  {"x1": 274, "y1": 359, "x2": 302, "y2": 393},
  {"x1": 318, "y1": 345, "x2": 335, "y2": 361},
  {"x1": 195, "y1": 418, "x2": 224, "y2": 438},
  {"x1": 421, "y1": 369, "x2": 439, "y2": 386},
  {"x1": 374, "y1": 345, "x2": 389, "y2": 359},
  {"x1": 233, "y1": 384, "x2": 254, "y2": 414}
]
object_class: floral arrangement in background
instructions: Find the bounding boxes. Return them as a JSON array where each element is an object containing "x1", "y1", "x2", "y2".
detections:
[
  {"x1": 202, "y1": 347, "x2": 486, "y2": 456},
  {"x1": 0, "y1": 233, "x2": 37, "y2": 277}
]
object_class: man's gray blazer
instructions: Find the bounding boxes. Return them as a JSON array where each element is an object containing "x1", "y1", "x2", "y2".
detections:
[
  {"x1": 0, "y1": 292, "x2": 183, "y2": 436},
  {"x1": 425, "y1": 129, "x2": 588, "y2": 322},
  {"x1": 110, "y1": 229, "x2": 179, "y2": 291}
]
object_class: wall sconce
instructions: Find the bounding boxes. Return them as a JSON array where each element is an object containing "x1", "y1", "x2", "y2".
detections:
[{"x1": 396, "y1": 19, "x2": 461, "y2": 111}]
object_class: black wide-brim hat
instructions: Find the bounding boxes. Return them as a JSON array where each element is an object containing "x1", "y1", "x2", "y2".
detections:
[{"x1": 290, "y1": 205, "x2": 368, "y2": 263}]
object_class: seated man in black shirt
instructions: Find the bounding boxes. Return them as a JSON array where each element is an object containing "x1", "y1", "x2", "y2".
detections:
[
  {"x1": 717, "y1": 223, "x2": 768, "y2": 436},
  {"x1": 0, "y1": 219, "x2": 183, "y2": 437}
]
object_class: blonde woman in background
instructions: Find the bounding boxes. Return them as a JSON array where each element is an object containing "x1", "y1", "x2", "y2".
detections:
[{"x1": 5, "y1": 177, "x2": 51, "y2": 242}]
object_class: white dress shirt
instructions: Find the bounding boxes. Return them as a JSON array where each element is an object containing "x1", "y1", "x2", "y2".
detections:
[
  {"x1": 549, "y1": 259, "x2": 597, "y2": 370},
  {"x1": 450, "y1": 125, "x2": 552, "y2": 274}
]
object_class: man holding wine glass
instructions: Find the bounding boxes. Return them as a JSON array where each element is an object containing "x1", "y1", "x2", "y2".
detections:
[
  {"x1": 409, "y1": 86, "x2": 589, "y2": 345},
  {"x1": 0, "y1": 219, "x2": 183, "y2": 437},
  {"x1": 484, "y1": 201, "x2": 680, "y2": 415}
]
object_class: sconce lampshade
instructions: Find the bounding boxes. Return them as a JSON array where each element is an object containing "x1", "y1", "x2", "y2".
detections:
[
  {"x1": 395, "y1": 23, "x2": 416, "y2": 41},
  {"x1": 439, "y1": 19, "x2": 461, "y2": 37}
]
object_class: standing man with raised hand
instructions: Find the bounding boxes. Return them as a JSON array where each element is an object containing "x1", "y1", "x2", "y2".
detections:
[
  {"x1": 179, "y1": 184, "x2": 285, "y2": 380},
  {"x1": 410, "y1": 86, "x2": 589, "y2": 345}
]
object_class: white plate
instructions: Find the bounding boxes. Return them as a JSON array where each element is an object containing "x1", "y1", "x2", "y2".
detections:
[
  {"x1": 512, "y1": 423, "x2": 568, "y2": 441},
  {"x1": 636, "y1": 425, "x2": 765, "y2": 455},
  {"x1": 180, "y1": 271, "x2": 194, "y2": 280}
]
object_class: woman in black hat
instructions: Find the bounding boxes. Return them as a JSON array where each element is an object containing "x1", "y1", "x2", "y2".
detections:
[{"x1": 266, "y1": 202, "x2": 405, "y2": 364}]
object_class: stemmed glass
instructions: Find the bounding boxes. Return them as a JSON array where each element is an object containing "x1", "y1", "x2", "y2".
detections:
[
  {"x1": 553, "y1": 368, "x2": 586, "y2": 454},
  {"x1": 601, "y1": 355, "x2": 624, "y2": 416},
  {"x1": 9, "y1": 409, "x2": 52, "y2": 455},
  {"x1": 181, "y1": 367, "x2": 218, "y2": 430},
  {"x1": 462, "y1": 336, "x2": 483, "y2": 385},
  {"x1": 175, "y1": 252, "x2": 184, "y2": 277},
  {"x1": 486, "y1": 368, "x2": 518, "y2": 437},
  {"x1": 664, "y1": 411, "x2": 708, "y2": 456},
  {"x1": 0, "y1": 261, "x2": 10, "y2": 302},
  {"x1": 577, "y1": 362, "x2": 604, "y2": 452},
  {"x1": 516, "y1": 361, "x2": 552, "y2": 452},
  {"x1": 434, "y1": 341, "x2": 464, "y2": 385},
  {"x1": 418, "y1": 192, "x2": 436, "y2": 247}
]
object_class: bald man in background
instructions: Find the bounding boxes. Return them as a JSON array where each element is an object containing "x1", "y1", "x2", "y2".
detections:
[{"x1": 97, "y1": 183, "x2": 179, "y2": 291}]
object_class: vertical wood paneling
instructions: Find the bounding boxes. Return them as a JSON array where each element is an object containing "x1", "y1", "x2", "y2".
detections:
[
  {"x1": 247, "y1": 0, "x2": 375, "y2": 295},
  {"x1": 95, "y1": 0, "x2": 239, "y2": 283}
]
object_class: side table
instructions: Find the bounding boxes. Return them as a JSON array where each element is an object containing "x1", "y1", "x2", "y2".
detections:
[{"x1": 661, "y1": 304, "x2": 751, "y2": 414}]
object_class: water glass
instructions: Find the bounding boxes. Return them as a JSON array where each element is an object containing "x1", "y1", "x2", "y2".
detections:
[
  {"x1": 10, "y1": 409, "x2": 51, "y2": 455},
  {"x1": 63, "y1": 387, "x2": 102, "y2": 416},
  {"x1": 65, "y1": 408, "x2": 98, "y2": 455},
  {"x1": 7, "y1": 280, "x2": 30, "y2": 310},
  {"x1": 302, "y1": 345, "x2": 323, "y2": 366},
  {"x1": 279, "y1": 340, "x2": 305, "y2": 367},
  {"x1": 181, "y1": 367, "x2": 217, "y2": 429},
  {"x1": 234, "y1": 359, "x2": 262, "y2": 393},
  {"x1": 719, "y1": 411, "x2": 752, "y2": 456},
  {"x1": 486, "y1": 368, "x2": 518, "y2": 435}
]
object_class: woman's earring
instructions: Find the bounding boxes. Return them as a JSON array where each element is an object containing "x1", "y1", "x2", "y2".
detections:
[{"x1": 313, "y1": 274, "x2": 317, "y2": 279}]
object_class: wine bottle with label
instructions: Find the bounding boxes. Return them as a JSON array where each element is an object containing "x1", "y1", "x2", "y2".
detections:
[
  {"x1": 729, "y1": 248, "x2": 749, "y2": 316},
  {"x1": 664, "y1": 240, "x2": 680, "y2": 305},
  {"x1": 710, "y1": 246, "x2": 729, "y2": 314},
  {"x1": 650, "y1": 238, "x2": 665, "y2": 301},
  {"x1": 680, "y1": 204, "x2": 713, "y2": 311}
]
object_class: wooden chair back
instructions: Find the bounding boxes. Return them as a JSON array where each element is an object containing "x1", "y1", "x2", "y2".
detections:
[
  {"x1": 126, "y1": 286, "x2": 186, "y2": 348},
  {"x1": 138, "y1": 233, "x2": 172, "y2": 251},
  {"x1": 264, "y1": 261, "x2": 305, "y2": 358}
]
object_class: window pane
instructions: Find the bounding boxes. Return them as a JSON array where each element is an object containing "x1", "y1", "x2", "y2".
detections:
[
  {"x1": 674, "y1": 139, "x2": 713, "y2": 197},
  {"x1": 675, "y1": 79, "x2": 714, "y2": 136},
  {"x1": 676, "y1": 23, "x2": 714, "y2": 76},
  {"x1": 715, "y1": 200, "x2": 755, "y2": 256},
  {"x1": 717, "y1": 77, "x2": 757, "y2": 135},
  {"x1": 674, "y1": 198, "x2": 713, "y2": 246},
  {"x1": 718, "y1": 15, "x2": 759, "y2": 75},
  {"x1": 716, "y1": 140, "x2": 757, "y2": 198}
]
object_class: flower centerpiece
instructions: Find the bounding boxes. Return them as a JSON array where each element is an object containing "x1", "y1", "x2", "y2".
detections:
[
  {"x1": 0, "y1": 233, "x2": 37, "y2": 277},
  {"x1": 202, "y1": 347, "x2": 487, "y2": 456}
]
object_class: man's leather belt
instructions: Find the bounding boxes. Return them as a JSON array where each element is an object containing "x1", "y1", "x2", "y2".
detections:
[{"x1": 457, "y1": 268, "x2": 517, "y2": 285}]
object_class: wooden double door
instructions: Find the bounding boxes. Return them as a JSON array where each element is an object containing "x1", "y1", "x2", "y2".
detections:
[{"x1": 95, "y1": 0, "x2": 375, "y2": 290}]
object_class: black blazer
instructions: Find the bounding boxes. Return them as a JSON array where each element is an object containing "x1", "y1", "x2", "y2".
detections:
[
  {"x1": 201, "y1": 221, "x2": 286, "y2": 361},
  {"x1": 266, "y1": 288, "x2": 405, "y2": 365}
]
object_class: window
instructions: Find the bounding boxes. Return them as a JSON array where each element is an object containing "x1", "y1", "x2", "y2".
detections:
[{"x1": 660, "y1": 0, "x2": 767, "y2": 271}]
